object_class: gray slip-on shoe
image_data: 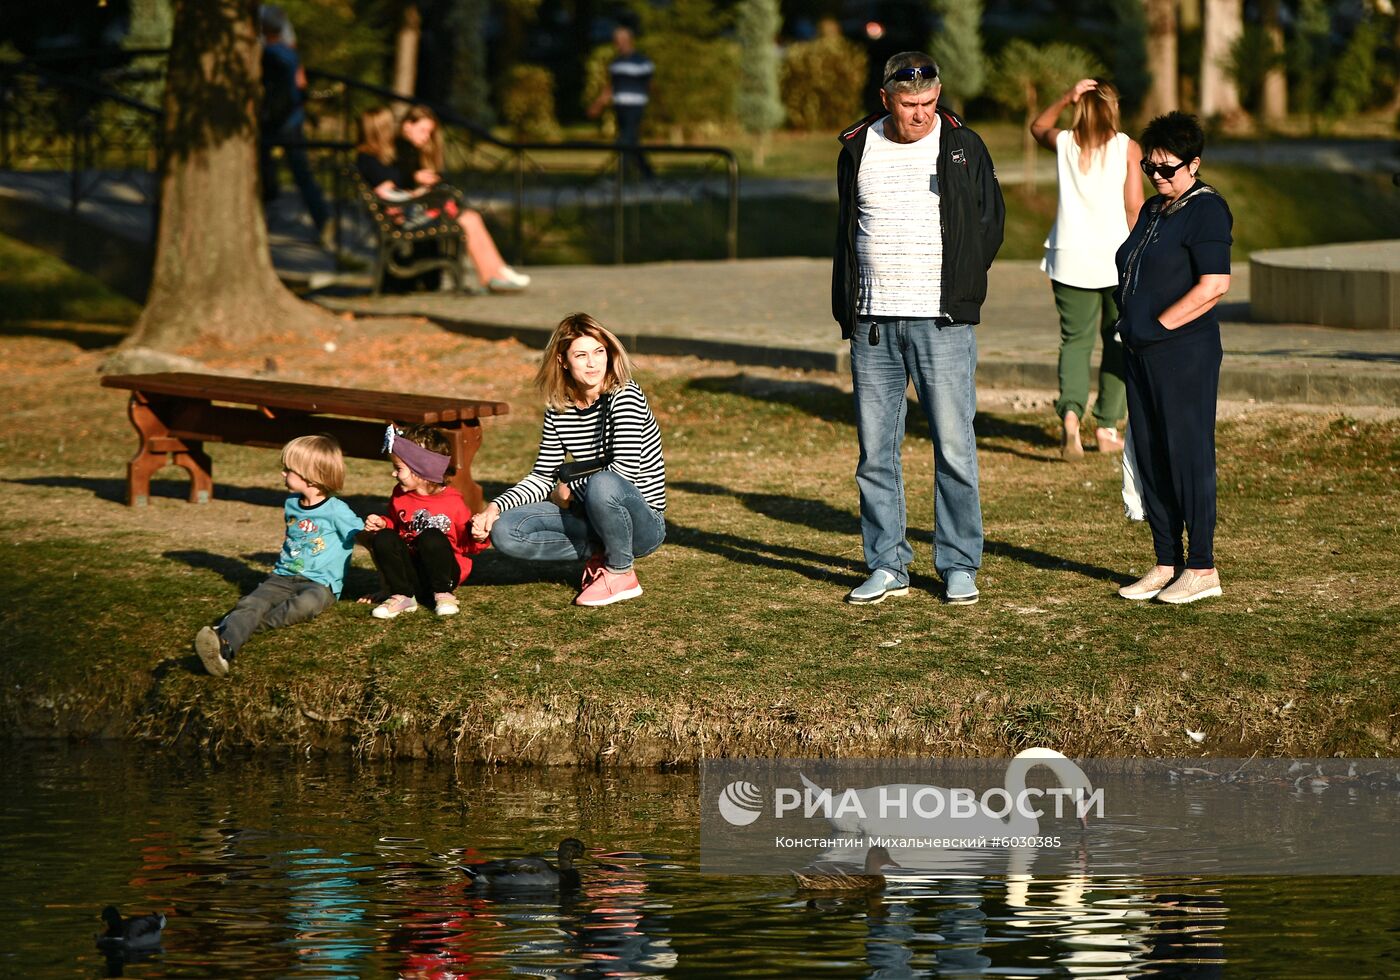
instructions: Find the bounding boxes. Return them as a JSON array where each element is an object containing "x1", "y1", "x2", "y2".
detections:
[
  {"x1": 944, "y1": 570, "x2": 980, "y2": 605},
  {"x1": 845, "y1": 568, "x2": 910, "y2": 605}
]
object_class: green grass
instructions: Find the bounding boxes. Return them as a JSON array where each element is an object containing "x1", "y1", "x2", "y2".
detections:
[
  {"x1": 0, "y1": 234, "x2": 139, "y2": 333},
  {"x1": 1, "y1": 341, "x2": 1396, "y2": 762}
]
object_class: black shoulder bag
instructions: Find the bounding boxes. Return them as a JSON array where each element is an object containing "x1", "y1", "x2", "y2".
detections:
[{"x1": 554, "y1": 393, "x2": 614, "y2": 483}]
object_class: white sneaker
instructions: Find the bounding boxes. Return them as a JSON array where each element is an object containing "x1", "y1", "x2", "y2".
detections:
[
  {"x1": 498, "y1": 265, "x2": 530, "y2": 287},
  {"x1": 434, "y1": 592, "x2": 460, "y2": 617},
  {"x1": 372, "y1": 594, "x2": 419, "y2": 619}
]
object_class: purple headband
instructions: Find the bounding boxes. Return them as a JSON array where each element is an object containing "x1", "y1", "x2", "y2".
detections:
[{"x1": 383, "y1": 425, "x2": 452, "y2": 485}]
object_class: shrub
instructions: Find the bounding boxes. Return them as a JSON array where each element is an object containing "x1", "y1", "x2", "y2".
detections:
[
  {"x1": 499, "y1": 64, "x2": 561, "y2": 140},
  {"x1": 781, "y1": 34, "x2": 868, "y2": 131},
  {"x1": 644, "y1": 33, "x2": 741, "y2": 138}
]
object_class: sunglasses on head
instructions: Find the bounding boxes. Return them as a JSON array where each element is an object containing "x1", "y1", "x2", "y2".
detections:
[
  {"x1": 884, "y1": 65, "x2": 938, "y2": 85},
  {"x1": 1140, "y1": 158, "x2": 1191, "y2": 179}
]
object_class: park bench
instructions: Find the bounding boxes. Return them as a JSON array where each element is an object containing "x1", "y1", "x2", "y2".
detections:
[
  {"x1": 346, "y1": 168, "x2": 471, "y2": 295},
  {"x1": 101, "y1": 372, "x2": 509, "y2": 513}
]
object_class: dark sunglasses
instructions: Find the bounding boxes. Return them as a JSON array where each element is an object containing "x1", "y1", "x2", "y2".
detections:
[
  {"x1": 1140, "y1": 158, "x2": 1191, "y2": 179},
  {"x1": 884, "y1": 65, "x2": 938, "y2": 85}
]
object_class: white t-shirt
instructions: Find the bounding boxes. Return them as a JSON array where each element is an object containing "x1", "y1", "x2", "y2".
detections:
[
  {"x1": 1042, "y1": 130, "x2": 1131, "y2": 289},
  {"x1": 855, "y1": 117, "x2": 943, "y2": 318}
]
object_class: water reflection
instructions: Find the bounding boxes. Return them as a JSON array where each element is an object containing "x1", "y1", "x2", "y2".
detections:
[{"x1": 0, "y1": 743, "x2": 1394, "y2": 977}]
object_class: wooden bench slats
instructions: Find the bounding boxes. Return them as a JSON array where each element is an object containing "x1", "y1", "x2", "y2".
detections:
[
  {"x1": 102, "y1": 371, "x2": 509, "y2": 512},
  {"x1": 102, "y1": 373, "x2": 509, "y2": 421}
]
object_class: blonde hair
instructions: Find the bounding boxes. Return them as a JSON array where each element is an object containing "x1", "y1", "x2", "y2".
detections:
[
  {"x1": 1071, "y1": 80, "x2": 1121, "y2": 167},
  {"x1": 401, "y1": 104, "x2": 444, "y2": 173},
  {"x1": 281, "y1": 435, "x2": 345, "y2": 494},
  {"x1": 536, "y1": 313, "x2": 633, "y2": 411},
  {"x1": 356, "y1": 105, "x2": 398, "y2": 165}
]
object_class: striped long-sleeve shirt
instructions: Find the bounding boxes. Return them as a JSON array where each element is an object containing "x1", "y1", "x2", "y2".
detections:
[{"x1": 491, "y1": 381, "x2": 666, "y2": 513}]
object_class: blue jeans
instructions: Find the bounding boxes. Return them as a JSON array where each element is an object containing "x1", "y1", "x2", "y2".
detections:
[
  {"x1": 850, "y1": 317, "x2": 982, "y2": 581},
  {"x1": 259, "y1": 108, "x2": 330, "y2": 231},
  {"x1": 490, "y1": 471, "x2": 665, "y2": 572}
]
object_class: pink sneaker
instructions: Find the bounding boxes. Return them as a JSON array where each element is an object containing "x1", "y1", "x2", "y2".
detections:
[
  {"x1": 575, "y1": 567, "x2": 642, "y2": 607},
  {"x1": 580, "y1": 551, "x2": 606, "y2": 588}
]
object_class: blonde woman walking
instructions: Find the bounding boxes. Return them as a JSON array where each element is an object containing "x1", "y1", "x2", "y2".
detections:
[{"x1": 1031, "y1": 79, "x2": 1144, "y2": 459}]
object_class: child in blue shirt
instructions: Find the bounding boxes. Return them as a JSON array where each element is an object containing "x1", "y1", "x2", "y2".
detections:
[{"x1": 196, "y1": 435, "x2": 361, "y2": 677}]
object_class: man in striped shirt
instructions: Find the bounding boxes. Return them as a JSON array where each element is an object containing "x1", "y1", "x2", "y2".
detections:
[
  {"x1": 588, "y1": 25, "x2": 656, "y2": 181},
  {"x1": 832, "y1": 52, "x2": 1005, "y2": 607}
]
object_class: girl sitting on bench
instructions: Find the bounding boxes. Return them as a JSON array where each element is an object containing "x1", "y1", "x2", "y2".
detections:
[{"x1": 355, "y1": 105, "x2": 529, "y2": 293}]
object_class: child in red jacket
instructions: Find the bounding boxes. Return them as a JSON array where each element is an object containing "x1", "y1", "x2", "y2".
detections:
[{"x1": 360, "y1": 424, "x2": 487, "y2": 618}]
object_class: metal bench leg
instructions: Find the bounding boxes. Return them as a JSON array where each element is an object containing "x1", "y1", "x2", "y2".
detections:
[{"x1": 444, "y1": 422, "x2": 486, "y2": 514}]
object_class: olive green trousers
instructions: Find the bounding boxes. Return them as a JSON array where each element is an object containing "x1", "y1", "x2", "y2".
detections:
[{"x1": 1052, "y1": 280, "x2": 1126, "y2": 427}]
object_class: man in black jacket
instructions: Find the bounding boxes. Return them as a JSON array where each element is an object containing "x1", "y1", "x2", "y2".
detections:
[{"x1": 833, "y1": 52, "x2": 1005, "y2": 606}]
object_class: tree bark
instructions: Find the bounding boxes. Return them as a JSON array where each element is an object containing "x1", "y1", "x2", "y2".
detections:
[
  {"x1": 1259, "y1": 0, "x2": 1287, "y2": 123},
  {"x1": 1199, "y1": 0, "x2": 1244, "y2": 121},
  {"x1": 1143, "y1": 0, "x2": 1178, "y2": 118},
  {"x1": 393, "y1": 2, "x2": 421, "y2": 99},
  {"x1": 121, "y1": 0, "x2": 327, "y2": 353}
]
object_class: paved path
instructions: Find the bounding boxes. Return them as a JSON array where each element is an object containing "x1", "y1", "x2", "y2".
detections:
[{"x1": 320, "y1": 257, "x2": 1400, "y2": 407}]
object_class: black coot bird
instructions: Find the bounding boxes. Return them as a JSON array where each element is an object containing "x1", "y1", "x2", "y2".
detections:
[
  {"x1": 457, "y1": 838, "x2": 586, "y2": 890},
  {"x1": 96, "y1": 906, "x2": 166, "y2": 952}
]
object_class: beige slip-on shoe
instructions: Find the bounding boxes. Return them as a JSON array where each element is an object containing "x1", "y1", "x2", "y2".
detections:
[
  {"x1": 1157, "y1": 568, "x2": 1223, "y2": 605},
  {"x1": 1118, "y1": 565, "x2": 1179, "y2": 601}
]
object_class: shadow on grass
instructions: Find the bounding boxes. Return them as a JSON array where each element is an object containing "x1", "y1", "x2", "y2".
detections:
[
  {"x1": 985, "y1": 539, "x2": 1125, "y2": 585},
  {"x1": 163, "y1": 549, "x2": 274, "y2": 592},
  {"x1": 672, "y1": 481, "x2": 1123, "y2": 584},
  {"x1": 674, "y1": 480, "x2": 867, "y2": 538},
  {"x1": 682, "y1": 373, "x2": 1059, "y2": 460},
  {"x1": 0, "y1": 320, "x2": 126, "y2": 350},
  {"x1": 685, "y1": 374, "x2": 852, "y2": 427},
  {"x1": 468, "y1": 550, "x2": 582, "y2": 589},
  {"x1": 664, "y1": 519, "x2": 861, "y2": 587},
  {"x1": 9, "y1": 475, "x2": 389, "y2": 514}
]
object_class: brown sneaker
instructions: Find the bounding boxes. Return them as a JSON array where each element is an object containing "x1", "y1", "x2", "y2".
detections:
[
  {"x1": 1118, "y1": 565, "x2": 1179, "y2": 601},
  {"x1": 1157, "y1": 568, "x2": 1222, "y2": 605}
]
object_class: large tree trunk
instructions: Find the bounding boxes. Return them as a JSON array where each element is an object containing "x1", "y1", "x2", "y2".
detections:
[
  {"x1": 1199, "y1": 0, "x2": 1244, "y2": 121},
  {"x1": 1259, "y1": 0, "x2": 1287, "y2": 123},
  {"x1": 1143, "y1": 0, "x2": 1178, "y2": 117},
  {"x1": 120, "y1": 0, "x2": 326, "y2": 354},
  {"x1": 392, "y1": 3, "x2": 420, "y2": 99}
]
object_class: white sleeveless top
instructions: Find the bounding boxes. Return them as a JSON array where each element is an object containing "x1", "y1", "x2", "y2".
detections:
[{"x1": 1041, "y1": 130, "x2": 1131, "y2": 289}]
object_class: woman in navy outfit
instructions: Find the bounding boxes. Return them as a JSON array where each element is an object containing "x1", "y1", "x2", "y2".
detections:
[{"x1": 1113, "y1": 112, "x2": 1232, "y2": 605}]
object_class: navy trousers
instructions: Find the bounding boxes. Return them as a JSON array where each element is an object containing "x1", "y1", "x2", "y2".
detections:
[{"x1": 1124, "y1": 331, "x2": 1222, "y2": 569}]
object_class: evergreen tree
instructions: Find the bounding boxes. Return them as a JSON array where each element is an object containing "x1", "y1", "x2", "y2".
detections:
[
  {"x1": 735, "y1": 0, "x2": 784, "y2": 162},
  {"x1": 1290, "y1": 0, "x2": 1329, "y2": 126},
  {"x1": 929, "y1": 0, "x2": 985, "y2": 112},
  {"x1": 1330, "y1": 16, "x2": 1381, "y2": 117}
]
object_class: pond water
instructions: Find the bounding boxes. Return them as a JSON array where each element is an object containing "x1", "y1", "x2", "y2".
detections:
[{"x1": 3, "y1": 742, "x2": 1396, "y2": 978}]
